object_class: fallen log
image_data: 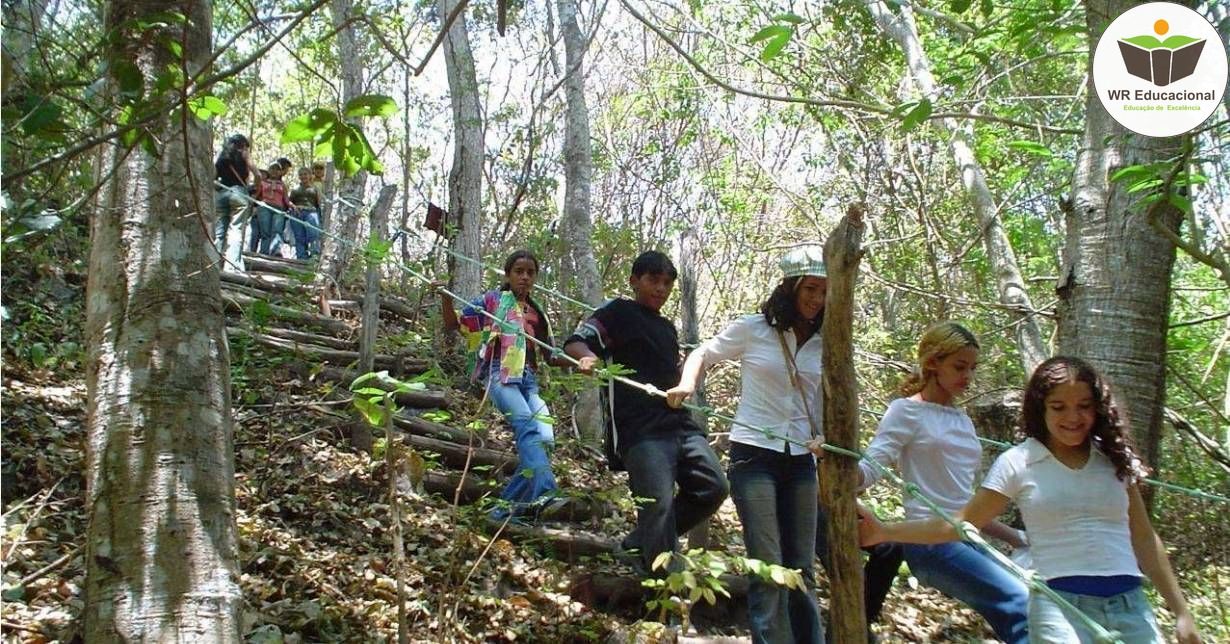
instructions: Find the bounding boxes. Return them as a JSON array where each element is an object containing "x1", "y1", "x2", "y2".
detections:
[
  {"x1": 263, "y1": 328, "x2": 356, "y2": 351},
  {"x1": 399, "y1": 431, "x2": 516, "y2": 475},
  {"x1": 222, "y1": 292, "x2": 350, "y2": 336},
  {"x1": 423, "y1": 469, "x2": 496, "y2": 504},
  {"x1": 244, "y1": 250, "x2": 310, "y2": 266},
  {"x1": 393, "y1": 414, "x2": 477, "y2": 444},
  {"x1": 568, "y1": 572, "x2": 749, "y2": 614},
  {"x1": 221, "y1": 270, "x2": 311, "y2": 295},
  {"x1": 243, "y1": 254, "x2": 315, "y2": 276},
  {"x1": 228, "y1": 328, "x2": 428, "y2": 373},
  {"x1": 490, "y1": 522, "x2": 617, "y2": 562},
  {"x1": 312, "y1": 366, "x2": 448, "y2": 409}
]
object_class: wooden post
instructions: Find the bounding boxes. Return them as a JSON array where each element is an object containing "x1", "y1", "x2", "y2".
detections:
[
  {"x1": 819, "y1": 204, "x2": 866, "y2": 644},
  {"x1": 359, "y1": 185, "x2": 399, "y2": 373}
]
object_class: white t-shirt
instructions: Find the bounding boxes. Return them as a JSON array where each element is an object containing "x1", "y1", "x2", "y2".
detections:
[
  {"x1": 860, "y1": 398, "x2": 982, "y2": 521},
  {"x1": 982, "y1": 437, "x2": 1140, "y2": 580},
  {"x1": 698, "y1": 314, "x2": 821, "y2": 456}
]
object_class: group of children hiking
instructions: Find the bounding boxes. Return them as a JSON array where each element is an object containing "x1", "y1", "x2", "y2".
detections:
[
  {"x1": 441, "y1": 242, "x2": 1202, "y2": 644},
  {"x1": 212, "y1": 133, "x2": 325, "y2": 270}
]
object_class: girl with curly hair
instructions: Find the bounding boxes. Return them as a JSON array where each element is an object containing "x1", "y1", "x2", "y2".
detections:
[{"x1": 861, "y1": 356, "x2": 1202, "y2": 643}]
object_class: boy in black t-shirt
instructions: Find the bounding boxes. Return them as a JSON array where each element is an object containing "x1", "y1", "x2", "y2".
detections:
[{"x1": 564, "y1": 251, "x2": 728, "y2": 573}]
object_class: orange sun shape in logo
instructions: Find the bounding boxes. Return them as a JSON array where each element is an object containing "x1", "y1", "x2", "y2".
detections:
[{"x1": 1154, "y1": 19, "x2": 1169, "y2": 35}]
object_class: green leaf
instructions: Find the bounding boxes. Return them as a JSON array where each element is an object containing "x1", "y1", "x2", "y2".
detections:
[
  {"x1": 773, "y1": 12, "x2": 804, "y2": 24},
  {"x1": 1006, "y1": 140, "x2": 1054, "y2": 158},
  {"x1": 901, "y1": 99, "x2": 933, "y2": 131},
  {"x1": 1166, "y1": 192, "x2": 1192, "y2": 214},
  {"x1": 349, "y1": 370, "x2": 386, "y2": 389},
  {"x1": 652, "y1": 551, "x2": 673, "y2": 571},
  {"x1": 352, "y1": 395, "x2": 385, "y2": 427},
  {"x1": 343, "y1": 94, "x2": 398, "y2": 118},
  {"x1": 112, "y1": 60, "x2": 144, "y2": 99},
  {"x1": 282, "y1": 109, "x2": 338, "y2": 144},
  {"x1": 950, "y1": 0, "x2": 973, "y2": 12},
  {"x1": 353, "y1": 387, "x2": 389, "y2": 396},
  {"x1": 21, "y1": 101, "x2": 63, "y2": 135},
  {"x1": 186, "y1": 95, "x2": 227, "y2": 120},
  {"x1": 980, "y1": 0, "x2": 993, "y2": 16},
  {"x1": 749, "y1": 24, "x2": 789, "y2": 43}
]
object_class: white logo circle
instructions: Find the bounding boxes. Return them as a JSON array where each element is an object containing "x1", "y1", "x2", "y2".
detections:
[{"x1": 1093, "y1": 2, "x2": 1227, "y2": 138}]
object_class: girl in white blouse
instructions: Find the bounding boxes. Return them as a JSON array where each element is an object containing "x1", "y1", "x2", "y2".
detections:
[
  {"x1": 861, "y1": 356, "x2": 1201, "y2": 644},
  {"x1": 667, "y1": 245, "x2": 828, "y2": 644},
  {"x1": 856, "y1": 322, "x2": 1029, "y2": 643}
]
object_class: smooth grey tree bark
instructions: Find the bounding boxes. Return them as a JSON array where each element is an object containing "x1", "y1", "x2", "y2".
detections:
[
  {"x1": 867, "y1": 0, "x2": 1049, "y2": 373},
  {"x1": 439, "y1": 0, "x2": 483, "y2": 298},
  {"x1": 318, "y1": 0, "x2": 369, "y2": 295},
  {"x1": 556, "y1": 0, "x2": 605, "y2": 440},
  {"x1": 83, "y1": 0, "x2": 241, "y2": 639},
  {"x1": 1057, "y1": 0, "x2": 1186, "y2": 484}
]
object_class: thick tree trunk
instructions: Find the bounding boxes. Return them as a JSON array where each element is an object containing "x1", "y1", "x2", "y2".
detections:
[
  {"x1": 819, "y1": 207, "x2": 866, "y2": 644},
  {"x1": 867, "y1": 0, "x2": 1049, "y2": 373},
  {"x1": 679, "y1": 224, "x2": 712, "y2": 549},
  {"x1": 557, "y1": 0, "x2": 604, "y2": 442},
  {"x1": 83, "y1": 0, "x2": 241, "y2": 639},
  {"x1": 439, "y1": 0, "x2": 483, "y2": 298},
  {"x1": 318, "y1": 0, "x2": 369, "y2": 294},
  {"x1": 1057, "y1": 0, "x2": 1184, "y2": 488}
]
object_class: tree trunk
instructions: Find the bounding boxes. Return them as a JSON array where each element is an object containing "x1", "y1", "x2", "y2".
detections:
[
  {"x1": 359, "y1": 185, "x2": 398, "y2": 373},
  {"x1": 83, "y1": 0, "x2": 241, "y2": 639},
  {"x1": 866, "y1": 0, "x2": 1049, "y2": 373},
  {"x1": 557, "y1": 0, "x2": 604, "y2": 442},
  {"x1": 439, "y1": 0, "x2": 483, "y2": 298},
  {"x1": 1057, "y1": 0, "x2": 1184, "y2": 490},
  {"x1": 680, "y1": 224, "x2": 712, "y2": 549},
  {"x1": 819, "y1": 207, "x2": 866, "y2": 644},
  {"x1": 318, "y1": 0, "x2": 369, "y2": 295}
]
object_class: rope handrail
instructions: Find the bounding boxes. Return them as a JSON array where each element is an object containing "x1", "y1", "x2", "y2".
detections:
[{"x1": 216, "y1": 181, "x2": 1201, "y2": 642}]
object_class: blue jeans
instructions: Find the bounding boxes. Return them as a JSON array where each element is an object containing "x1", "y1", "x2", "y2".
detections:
[
  {"x1": 486, "y1": 368, "x2": 557, "y2": 518},
  {"x1": 1028, "y1": 587, "x2": 1162, "y2": 643},
  {"x1": 903, "y1": 542, "x2": 1029, "y2": 644},
  {"x1": 289, "y1": 209, "x2": 320, "y2": 259},
  {"x1": 253, "y1": 204, "x2": 284, "y2": 255},
  {"x1": 729, "y1": 442, "x2": 824, "y2": 644},
  {"x1": 621, "y1": 434, "x2": 728, "y2": 572},
  {"x1": 213, "y1": 185, "x2": 248, "y2": 272}
]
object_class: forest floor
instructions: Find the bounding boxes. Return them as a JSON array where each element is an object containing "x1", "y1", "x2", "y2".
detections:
[{"x1": 2, "y1": 259, "x2": 1228, "y2": 643}]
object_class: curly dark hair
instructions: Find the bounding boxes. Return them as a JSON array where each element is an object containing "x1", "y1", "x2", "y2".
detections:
[
  {"x1": 760, "y1": 276, "x2": 822, "y2": 340},
  {"x1": 1021, "y1": 356, "x2": 1149, "y2": 482}
]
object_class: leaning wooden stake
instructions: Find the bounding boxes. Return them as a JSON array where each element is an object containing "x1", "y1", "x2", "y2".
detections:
[
  {"x1": 819, "y1": 204, "x2": 867, "y2": 644},
  {"x1": 359, "y1": 185, "x2": 398, "y2": 373}
]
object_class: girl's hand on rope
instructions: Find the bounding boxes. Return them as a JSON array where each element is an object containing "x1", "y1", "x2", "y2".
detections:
[
  {"x1": 664, "y1": 383, "x2": 694, "y2": 408},
  {"x1": 805, "y1": 438, "x2": 826, "y2": 458},
  {"x1": 856, "y1": 504, "x2": 885, "y2": 547},
  {"x1": 1175, "y1": 612, "x2": 1202, "y2": 644}
]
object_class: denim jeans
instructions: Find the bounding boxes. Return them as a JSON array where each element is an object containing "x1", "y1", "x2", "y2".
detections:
[
  {"x1": 729, "y1": 442, "x2": 824, "y2": 644},
  {"x1": 621, "y1": 434, "x2": 728, "y2": 572},
  {"x1": 815, "y1": 504, "x2": 904, "y2": 629},
  {"x1": 1028, "y1": 586, "x2": 1162, "y2": 644},
  {"x1": 486, "y1": 368, "x2": 557, "y2": 518},
  {"x1": 903, "y1": 542, "x2": 1030, "y2": 644},
  {"x1": 253, "y1": 204, "x2": 285, "y2": 255},
  {"x1": 213, "y1": 186, "x2": 248, "y2": 272},
  {"x1": 288, "y1": 209, "x2": 320, "y2": 259}
]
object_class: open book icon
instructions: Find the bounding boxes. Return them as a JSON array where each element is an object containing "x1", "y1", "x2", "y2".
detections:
[{"x1": 1118, "y1": 36, "x2": 1206, "y2": 86}]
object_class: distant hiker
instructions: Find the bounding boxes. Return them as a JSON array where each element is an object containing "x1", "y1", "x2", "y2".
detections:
[
  {"x1": 441, "y1": 250, "x2": 570, "y2": 522},
  {"x1": 861, "y1": 356, "x2": 1203, "y2": 644},
  {"x1": 564, "y1": 251, "x2": 728, "y2": 575},
  {"x1": 667, "y1": 246, "x2": 828, "y2": 643},
  {"x1": 849, "y1": 322, "x2": 1029, "y2": 643},
  {"x1": 288, "y1": 167, "x2": 321, "y2": 260},
  {"x1": 213, "y1": 133, "x2": 252, "y2": 272},
  {"x1": 251, "y1": 161, "x2": 292, "y2": 256}
]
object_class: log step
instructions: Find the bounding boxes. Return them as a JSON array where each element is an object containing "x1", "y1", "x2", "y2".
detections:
[{"x1": 227, "y1": 327, "x2": 428, "y2": 374}]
